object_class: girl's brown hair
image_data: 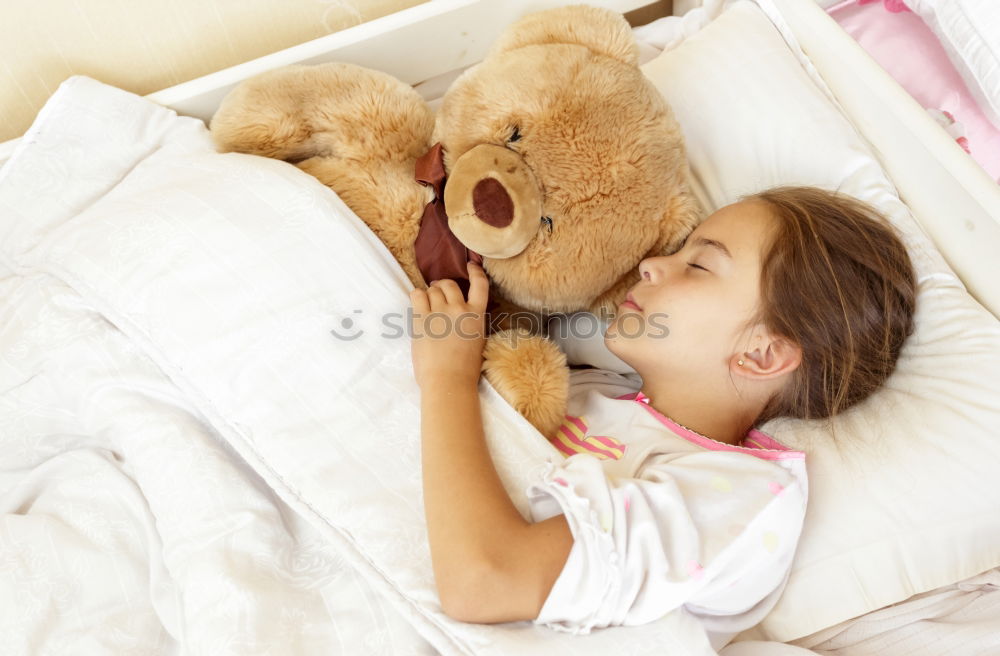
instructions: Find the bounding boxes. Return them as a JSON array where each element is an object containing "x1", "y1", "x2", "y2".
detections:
[{"x1": 740, "y1": 186, "x2": 917, "y2": 426}]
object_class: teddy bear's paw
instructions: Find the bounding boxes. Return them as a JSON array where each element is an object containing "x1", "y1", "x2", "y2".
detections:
[
  {"x1": 210, "y1": 62, "x2": 434, "y2": 163},
  {"x1": 482, "y1": 328, "x2": 569, "y2": 438},
  {"x1": 210, "y1": 66, "x2": 324, "y2": 160}
]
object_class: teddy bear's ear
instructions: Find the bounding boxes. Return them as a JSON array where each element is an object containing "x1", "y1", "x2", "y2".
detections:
[{"x1": 489, "y1": 5, "x2": 639, "y2": 67}]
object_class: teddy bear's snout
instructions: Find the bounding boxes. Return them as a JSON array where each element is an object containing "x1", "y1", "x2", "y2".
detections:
[
  {"x1": 444, "y1": 144, "x2": 542, "y2": 259},
  {"x1": 472, "y1": 178, "x2": 514, "y2": 228}
]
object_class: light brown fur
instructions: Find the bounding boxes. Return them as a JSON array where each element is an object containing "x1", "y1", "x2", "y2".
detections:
[{"x1": 210, "y1": 5, "x2": 705, "y2": 438}]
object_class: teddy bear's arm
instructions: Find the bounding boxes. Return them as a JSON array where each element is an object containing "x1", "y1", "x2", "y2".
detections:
[
  {"x1": 482, "y1": 328, "x2": 569, "y2": 440},
  {"x1": 210, "y1": 62, "x2": 438, "y2": 289}
]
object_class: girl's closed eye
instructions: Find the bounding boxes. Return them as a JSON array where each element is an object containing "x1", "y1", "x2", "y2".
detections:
[{"x1": 688, "y1": 262, "x2": 709, "y2": 272}]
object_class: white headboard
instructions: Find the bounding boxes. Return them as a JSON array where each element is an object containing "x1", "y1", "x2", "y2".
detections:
[{"x1": 0, "y1": 0, "x2": 661, "y2": 166}]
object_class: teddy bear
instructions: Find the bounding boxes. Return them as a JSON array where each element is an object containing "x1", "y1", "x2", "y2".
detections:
[{"x1": 209, "y1": 4, "x2": 703, "y2": 440}]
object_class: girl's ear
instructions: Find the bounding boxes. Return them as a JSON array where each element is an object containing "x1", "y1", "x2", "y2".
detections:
[{"x1": 734, "y1": 334, "x2": 802, "y2": 380}]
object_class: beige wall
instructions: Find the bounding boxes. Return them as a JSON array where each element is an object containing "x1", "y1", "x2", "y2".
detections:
[{"x1": 0, "y1": 0, "x2": 426, "y2": 143}]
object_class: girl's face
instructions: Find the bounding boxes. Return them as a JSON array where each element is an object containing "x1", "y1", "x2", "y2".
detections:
[{"x1": 605, "y1": 200, "x2": 776, "y2": 381}]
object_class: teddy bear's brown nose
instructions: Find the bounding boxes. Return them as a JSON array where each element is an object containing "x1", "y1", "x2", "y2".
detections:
[
  {"x1": 444, "y1": 144, "x2": 542, "y2": 259},
  {"x1": 472, "y1": 178, "x2": 514, "y2": 228}
]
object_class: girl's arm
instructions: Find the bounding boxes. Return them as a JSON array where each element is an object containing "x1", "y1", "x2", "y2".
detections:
[
  {"x1": 420, "y1": 379, "x2": 573, "y2": 622},
  {"x1": 410, "y1": 263, "x2": 573, "y2": 623}
]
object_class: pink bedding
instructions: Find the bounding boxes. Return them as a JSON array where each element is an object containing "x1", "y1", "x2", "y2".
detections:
[{"x1": 827, "y1": 0, "x2": 1000, "y2": 184}]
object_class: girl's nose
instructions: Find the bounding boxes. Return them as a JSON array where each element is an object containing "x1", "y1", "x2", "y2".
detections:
[{"x1": 638, "y1": 256, "x2": 666, "y2": 283}]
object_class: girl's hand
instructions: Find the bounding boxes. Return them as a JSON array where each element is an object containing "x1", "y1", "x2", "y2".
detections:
[{"x1": 409, "y1": 261, "x2": 489, "y2": 390}]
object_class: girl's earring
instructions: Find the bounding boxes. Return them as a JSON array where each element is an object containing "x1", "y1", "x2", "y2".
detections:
[{"x1": 737, "y1": 358, "x2": 745, "y2": 366}]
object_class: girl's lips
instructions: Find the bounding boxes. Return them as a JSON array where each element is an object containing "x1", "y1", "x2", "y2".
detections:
[{"x1": 620, "y1": 293, "x2": 642, "y2": 311}]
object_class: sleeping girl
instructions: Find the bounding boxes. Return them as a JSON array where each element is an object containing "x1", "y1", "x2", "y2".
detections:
[{"x1": 408, "y1": 185, "x2": 916, "y2": 650}]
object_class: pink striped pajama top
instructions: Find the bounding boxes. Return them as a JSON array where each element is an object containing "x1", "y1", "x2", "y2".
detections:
[{"x1": 526, "y1": 368, "x2": 809, "y2": 652}]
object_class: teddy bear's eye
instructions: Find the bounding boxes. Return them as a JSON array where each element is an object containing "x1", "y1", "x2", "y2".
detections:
[
  {"x1": 508, "y1": 126, "x2": 522, "y2": 143},
  {"x1": 541, "y1": 216, "x2": 553, "y2": 233}
]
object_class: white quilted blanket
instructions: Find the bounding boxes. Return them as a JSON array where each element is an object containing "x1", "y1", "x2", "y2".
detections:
[{"x1": 0, "y1": 76, "x2": 719, "y2": 656}]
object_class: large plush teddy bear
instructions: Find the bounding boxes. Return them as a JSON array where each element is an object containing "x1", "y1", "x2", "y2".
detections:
[{"x1": 210, "y1": 5, "x2": 703, "y2": 439}]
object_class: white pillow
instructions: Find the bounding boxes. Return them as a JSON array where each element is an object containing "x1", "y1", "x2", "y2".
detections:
[
  {"x1": 906, "y1": 0, "x2": 1000, "y2": 130},
  {"x1": 637, "y1": 0, "x2": 1000, "y2": 642}
]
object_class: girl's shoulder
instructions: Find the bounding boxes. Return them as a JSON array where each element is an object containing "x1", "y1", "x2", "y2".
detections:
[{"x1": 567, "y1": 367, "x2": 642, "y2": 405}]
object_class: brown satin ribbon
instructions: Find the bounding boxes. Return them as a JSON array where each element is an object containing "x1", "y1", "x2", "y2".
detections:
[{"x1": 414, "y1": 143, "x2": 484, "y2": 299}]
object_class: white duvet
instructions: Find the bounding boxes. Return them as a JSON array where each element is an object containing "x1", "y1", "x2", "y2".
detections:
[
  {"x1": 0, "y1": 267, "x2": 434, "y2": 655},
  {"x1": 0, "y1": 76, "x2": 726, "y2": 655}
]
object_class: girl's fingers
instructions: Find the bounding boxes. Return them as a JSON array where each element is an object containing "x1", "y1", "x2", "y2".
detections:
[
  {"x1": 467, "y1": 262, "x2": 489, "y2": 311},
  {"x1": 430, "y1": 278, "x2": 464, "y2": 306},
  {"x1": 409, "y1": 287, "x2": 430, "y2": 314},
  {"x1": 425, "y1": 283, "x2": 446, "y2": 310}
]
